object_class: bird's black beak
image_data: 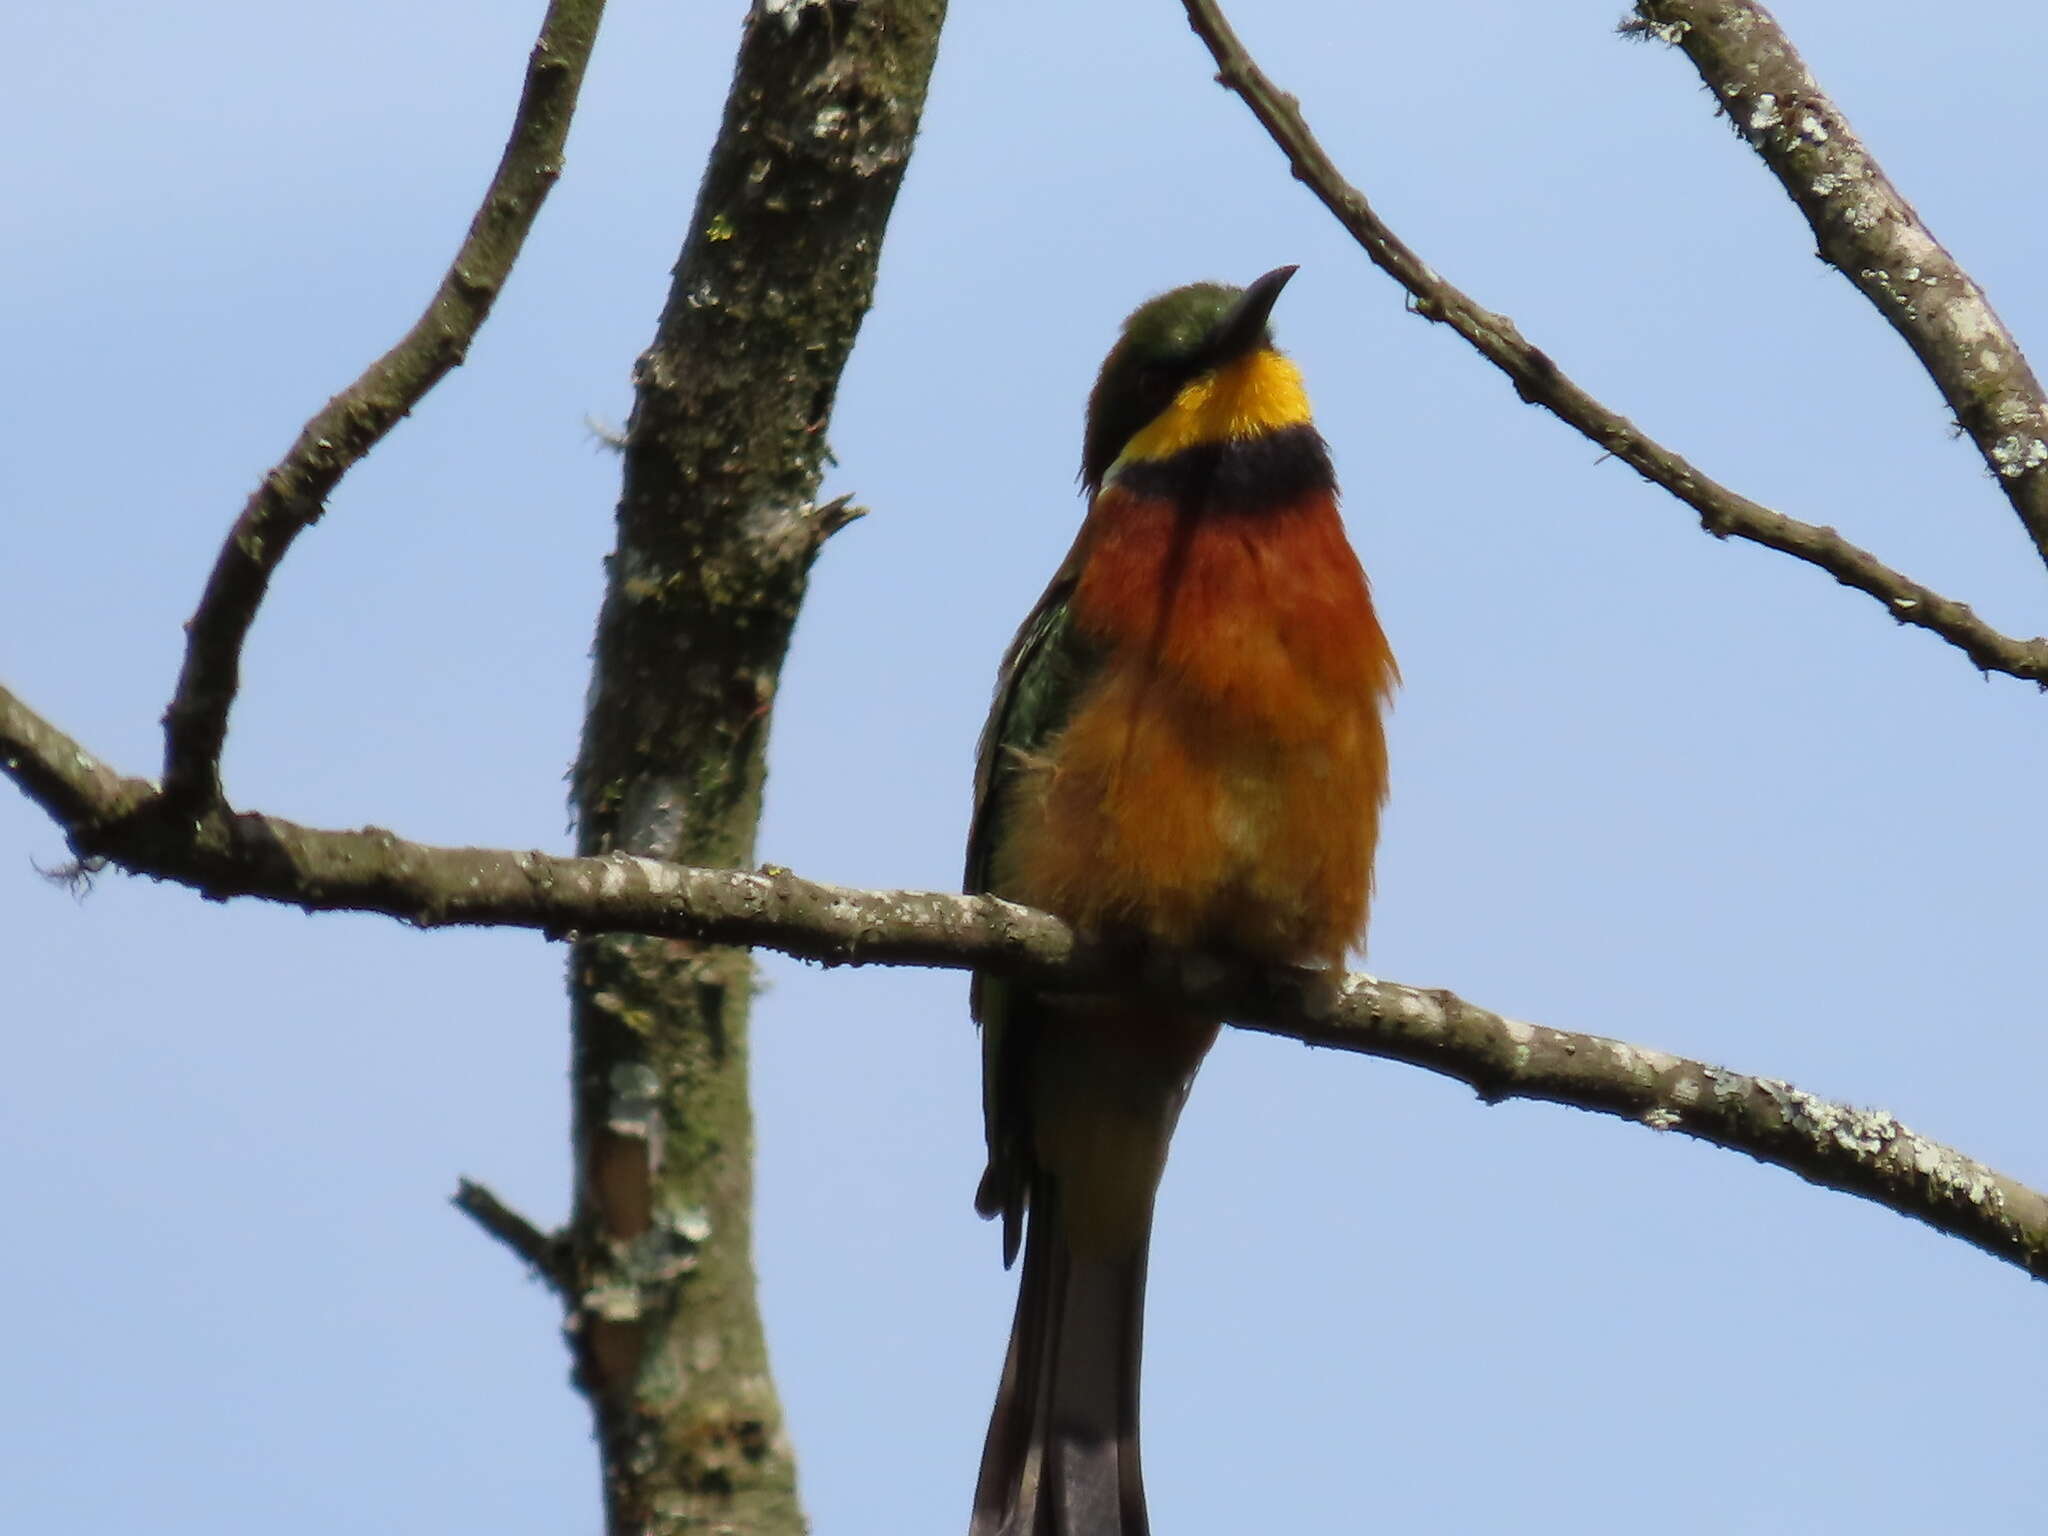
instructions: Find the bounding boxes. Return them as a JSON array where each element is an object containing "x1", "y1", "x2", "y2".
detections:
[{"x1": 1211, "y1": 264, "x2": 1297, "y2": 362}]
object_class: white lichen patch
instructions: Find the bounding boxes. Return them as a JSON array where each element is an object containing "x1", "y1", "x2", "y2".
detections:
[
  {"x1": 1606, "y1": 1039, "x2": 1681, "y2": 1083},
  {"x1": 1757, "y1": 1078, "x2": 1893, "y2": 1154},
  {"x1": 1749, "y1": 1083, "x2": 2000, "y2": 1211},
  {"x1": 1706, "y1": 1066, "x2": 1750, "y2": 1103},
  {"x1": 607, "y1": 1063, "x2": 663, "y2": 1136},
  {"x1": 1905, "y1": 1137, "x2": 2003, "y2": 1209},
  {"x1": 1991, "y1": 434, "x2": 2048, "y2": 478},
  {"x1": 1796, "y1": 112, "x2": 1829, "y2": 143},
  {"x1": 1669, "y1": 1076, "x2": 1702, "y2": 1106},
  {"x1": 1893, "y1": 225, "x2": 1940, "y2": 265},
  {"x1": 1747, "y1": 93, "x2": 1782, "y2": 132},
  {"x1": 1945, "y1": 303, "x2": 1995, "y2": 344},
  {"x1": 1502, "y1": 1016, "x2": 1536, "y2": 1046},
  {"x1": 1810, "y1": 173, "x2": 1841, "y2": 196},
  {"x1": 597, "y1": 856, "x2": 639, "y2": 899},
  {"x1": 1858, "y1": 269, "x2": 1909, "y2": 311},
  {"x1": 609, "y1": 1211, "x2": 712, "y2": 1287},
  {"x1": 582, "y1": 1280, "x2": 644, "y2": 1322},
  {"x1": 1392, "y1": 989, "x2": 1441, "y2": 1029}
]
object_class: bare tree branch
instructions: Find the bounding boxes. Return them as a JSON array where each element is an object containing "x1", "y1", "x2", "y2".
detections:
[
  {"x1": 1176, "y1": 0, "x2": 2048, "y2": 687},
  {"x1": 453, "y1": 1178, "x2": 569, "y2": 1295},
  {"x1": 158, "y1": 0, "x2": 607, "y2": 811},
  {"x1": 8, "y1": 677, "x2": 2043, "y2": 1285},
  {"x1": 1626, "y1": 0, "x2": 2048, "y2": 572},
  {"x1": 0, "y1": 692, "x2": 148, "y2": 834}
]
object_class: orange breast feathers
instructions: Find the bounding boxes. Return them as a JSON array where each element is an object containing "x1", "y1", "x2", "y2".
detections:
[{"x1": 996, "y1": 485, "x2": 1397, "y2": 967}]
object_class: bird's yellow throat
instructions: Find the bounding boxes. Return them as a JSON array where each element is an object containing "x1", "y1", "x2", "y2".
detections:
[{"x1": 1110, "y1": 348, "x2": 1313, "y2": 472}]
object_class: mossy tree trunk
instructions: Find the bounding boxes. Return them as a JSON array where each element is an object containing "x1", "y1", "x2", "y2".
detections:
[{"x1": 564, "y1": 2, "x2": 946, "y2": 1531}]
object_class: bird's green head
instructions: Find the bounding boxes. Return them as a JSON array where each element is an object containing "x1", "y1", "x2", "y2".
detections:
[{"x1": 1081, "y1": 265, "x2": 1309, "y2": 489}]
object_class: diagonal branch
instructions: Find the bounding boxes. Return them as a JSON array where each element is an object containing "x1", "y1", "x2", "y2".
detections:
[
  {"x1": 453, "y1": 1178, "x2": 570, "y2": 1296},
  {"x1": 7, "y1": 677, "x2": 2044, "y2": 1285},
  {"x1": 158, "y1": 0, "x2": 607, "y2": 811},
  {"x1": 1627, "y1": 1, "x2": 2048, "y2": 574},
  {"x1": 1176, "y1": 0, "x2": 2048, "y2": 688}
]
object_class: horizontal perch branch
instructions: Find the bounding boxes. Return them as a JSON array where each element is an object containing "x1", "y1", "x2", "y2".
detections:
[{"x1": 6, "y1": 676, "x2": 2043, "y2": 1283}]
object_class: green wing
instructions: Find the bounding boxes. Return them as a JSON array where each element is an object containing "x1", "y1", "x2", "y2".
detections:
[
  {"x1": 966, "y1": 567, "x2": 1102, "y2": 1264},
  {"x1": 965, "y1": 577, "x2": 1092, "y2": 895}
]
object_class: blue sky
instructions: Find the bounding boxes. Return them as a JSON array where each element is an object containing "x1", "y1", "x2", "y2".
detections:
[{"x1": 5, "y1": 1, "x2": 2045, "y2": 1530}]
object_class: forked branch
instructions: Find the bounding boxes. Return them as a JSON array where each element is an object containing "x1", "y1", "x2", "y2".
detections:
[
  {"x1": 158, "y1": 0, "x2": 607, "y2": 810},
  {"x1": 1627, "y1": 0, "x2": 2048, "y2": 571},
  {"x1": 1178, "y1": 0, "x2": 2048, "y2": 687}
]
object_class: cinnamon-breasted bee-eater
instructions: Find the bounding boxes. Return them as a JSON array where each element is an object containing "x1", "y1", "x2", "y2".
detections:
[{"x1": 965, "y1": 267, "x2": 1396, "y2": 1536}]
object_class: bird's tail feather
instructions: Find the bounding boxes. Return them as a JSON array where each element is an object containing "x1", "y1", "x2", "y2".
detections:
[{"x1": 971, "y1": 1182, "x2": 1152, "y2": 1536}]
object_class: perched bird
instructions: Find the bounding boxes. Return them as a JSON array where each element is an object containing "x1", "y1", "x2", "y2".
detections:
[{"x1": 966, "y1": 267, "x2": 1397, "y2": 1536}]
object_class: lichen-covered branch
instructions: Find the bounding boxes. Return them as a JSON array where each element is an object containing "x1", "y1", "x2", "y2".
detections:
[
  {"x1": 1176, "y1": 0, "x2": 2048, "y2": 687},
  {"x1": 1247, "y1": 977, "x2": 2048, "y2": 1289},
  {"x1": 1627, "y1": 0, "x2": 2048, "y2": 572},
  {"x1": 562, "y1": 2, "x2": 945, "y2": 1532},
  {"x1": 159, "y1": 0, "x2": 606, "y2": 810},
  {"x1": 7, "y1": 677, "x2": 2042, "y2": 1286}
]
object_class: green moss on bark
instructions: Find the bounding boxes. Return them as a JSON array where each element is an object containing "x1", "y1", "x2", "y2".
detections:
[{"x1": 565, "y1": 2, "x2": 946, "y2": 1532}]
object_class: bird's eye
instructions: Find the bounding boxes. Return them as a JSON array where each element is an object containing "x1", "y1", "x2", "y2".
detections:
[{"x1": 1137, "y1": 359, "x2": 1182, "y2": 392}]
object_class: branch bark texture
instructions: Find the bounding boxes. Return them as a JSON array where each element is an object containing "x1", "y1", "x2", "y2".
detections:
[
  {"x1": 1177, "y1": 0, "x2": 2048, "y2": 687},
  {"x1": 160, "y1": 0, "x2": 606, "y2": 810},
  {"x1": 1630, "y1": 0, "x2": 2048, "y2": 570},
  {"x1": 7, "y1": 680, "x2": 2043, "y2": 1288},
  {"x1": 562, "y1": 2, "x2": 944, "y2": 1531}
]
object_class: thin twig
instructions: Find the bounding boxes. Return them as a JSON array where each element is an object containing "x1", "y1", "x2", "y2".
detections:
[
  {"x1": 1176, "y1": 0, "x2": 2048, "y2": 687},
  {"x1": 158, "y1": 0, "x2": 608, "y2": 809},
  {"x1": 1627, "y1": 1, "x2": 2048, "y2": 573},
  {"x1": 453, "y1": 1179, "x2": 569, "y2": 1294},
  {"x1": 6, "y1": 677, "x2": 2043, "y2": 1284}
]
